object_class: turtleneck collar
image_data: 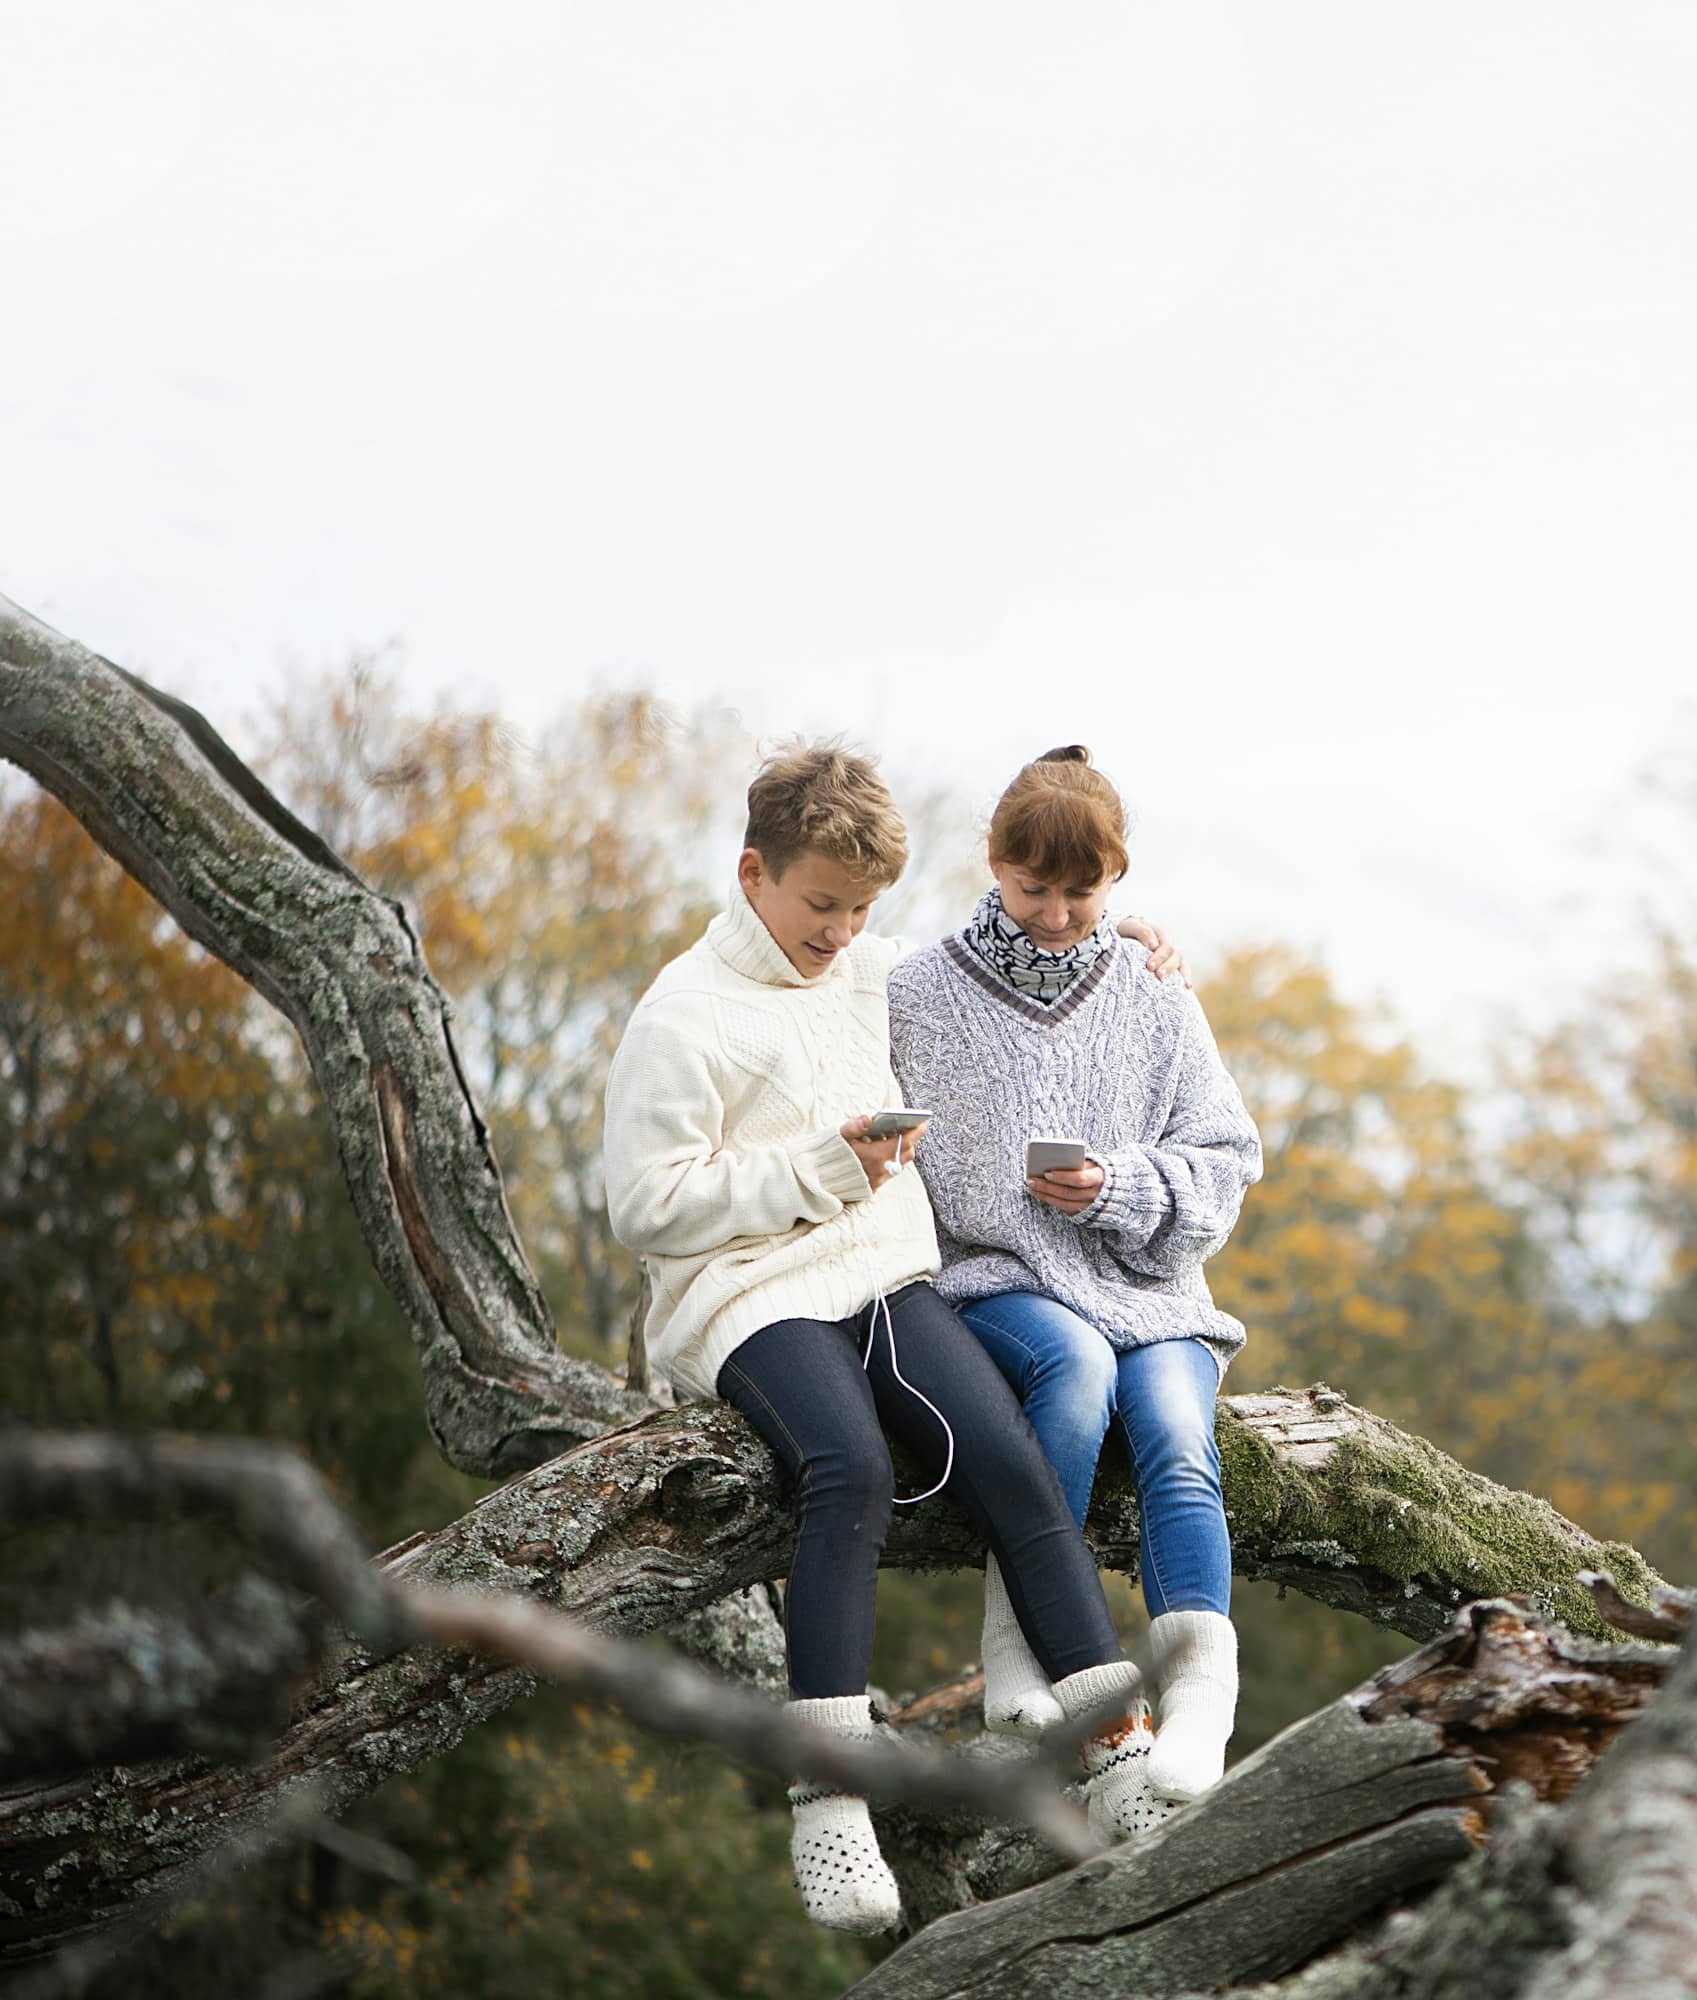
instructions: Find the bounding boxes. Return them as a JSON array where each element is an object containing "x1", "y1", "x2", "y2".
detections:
[
  {"x1": 960, "y1": 885, "x2": 1116, "y2": 1006},
  {"x1": 705, "y1": 882, "x2": 840, "y2": 990}
]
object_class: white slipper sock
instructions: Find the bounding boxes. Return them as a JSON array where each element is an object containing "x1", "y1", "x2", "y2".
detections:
[
  {"x1": 786, "y1": 1695, "x2": 902, "y2": 1935},
  {"x1": 980, "y1": 1555, "x2": 1065, "y2": 1738},
  {"x1": 1146, "y1": 1610, "x2": 1238, "y2": 1803},
  {"x1": 1052, "y1": 1658, "x2": 1173, "y2": 1846}
]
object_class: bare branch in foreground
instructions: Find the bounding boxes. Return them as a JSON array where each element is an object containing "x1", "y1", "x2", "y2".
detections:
[
  {"x1": 0, "y1": 1578, "x2": 321, "y2": 1780},
  {"x1": 0, "y1": 1429, "x2": 407, "y2": 1650},
  {"x1": 0, "y1": 1434, "x2": 1090, "y2": 1890},
  {"x1": 408, "y1": 1586, "x2": 1094, "y2": 1861},
  {"x1": 0, "y1": 1388, "x2": 1674, "y2": 1963}
]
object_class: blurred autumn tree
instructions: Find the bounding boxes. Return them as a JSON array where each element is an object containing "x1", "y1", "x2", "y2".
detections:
[
  {"x1": 1201, "y1": 931, "x2": 1696, "y2": 1712},
  {"x1": 0, "y1": 787, "x2": 273, "y2": 1428},
  {"x1": 1206, "y1": 944, "x2": 1548, "y2": 1451},
  {"x1": 1492, "y1": 920, "x2": 1697, "y2": 1577},
  {"x1": 0, "y1": 778, "x2": 474, "y2": 1635}
]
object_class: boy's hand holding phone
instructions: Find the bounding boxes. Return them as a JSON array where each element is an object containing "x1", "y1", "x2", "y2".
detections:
[
  {"x1": 842, "y1": 1109, "x2": 931, "y2": 1182},
  {"x1": 1025, "y1": 1136, "x2": 1104, "y2": 1214}
]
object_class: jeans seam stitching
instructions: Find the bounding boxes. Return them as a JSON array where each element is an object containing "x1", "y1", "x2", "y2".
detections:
[{"x1": 719, "y1": 1360, "x2": 810, "y2": 1471}]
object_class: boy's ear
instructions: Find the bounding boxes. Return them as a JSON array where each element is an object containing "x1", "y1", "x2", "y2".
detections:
[{"x1": 736, "y1": 846, "x2": 767, "y2": 898}]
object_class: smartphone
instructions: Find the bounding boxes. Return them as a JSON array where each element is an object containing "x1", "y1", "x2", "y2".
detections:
[
  {"x1": 1027, "y1": 1136, "x2": 1088, "y2": 1177},
  {"x1": 866, "y1": 1108, "x2": 933, "y2": 1138}
]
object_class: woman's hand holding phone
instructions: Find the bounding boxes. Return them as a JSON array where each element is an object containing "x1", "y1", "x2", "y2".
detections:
[{"x1": 1026, "y1": 1157, "x2": 1105, "y2": 1214}]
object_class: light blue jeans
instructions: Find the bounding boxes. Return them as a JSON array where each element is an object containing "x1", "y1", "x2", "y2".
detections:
[{"x1": 959, "y1": 1292, "x2": 1232, "y2": 1618}]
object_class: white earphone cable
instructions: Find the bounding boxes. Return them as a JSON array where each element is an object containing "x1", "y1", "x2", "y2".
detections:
[{"x1": 859, "y1": 1129, "x2": 956, "y2": 1507}]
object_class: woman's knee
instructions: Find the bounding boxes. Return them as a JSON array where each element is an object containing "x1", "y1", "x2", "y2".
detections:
[
  {"x1": 1132, "y1": 1419, "x2": 1222, "y2": 1501},
  {"x1": 1023, "y1": 1310, "x2": 1116, "y2": 1422}
]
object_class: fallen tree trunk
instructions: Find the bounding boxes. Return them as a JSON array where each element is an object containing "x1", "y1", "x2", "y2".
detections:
[
  {"x1": 0, "y1": 1395, "x2": 1668, "y2": 1963},
  {"x1": 1147, "y1": 1592, "x2": 1697, "y2": 2000},
  {"x1": 850, "y1": 1599, "x2": 1676, "y2": 2000}
]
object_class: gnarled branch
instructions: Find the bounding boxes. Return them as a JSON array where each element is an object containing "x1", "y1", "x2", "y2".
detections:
[{"x1": 0, "y1": 592, "x2": 643, "y2": 1477}]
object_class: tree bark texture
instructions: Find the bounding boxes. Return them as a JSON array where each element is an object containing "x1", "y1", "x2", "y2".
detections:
[
  {"x1": 0, "y1": 592, "x2": 646, "y2": 1478},
  {"x1": 1155, "y1": 1615, "x2": 1697, "y2": 2000},
  {"x1": 848, "y1": 1599, "x2": 1677, "y2": 2000}
]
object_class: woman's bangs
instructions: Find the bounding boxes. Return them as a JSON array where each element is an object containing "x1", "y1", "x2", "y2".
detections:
[{"x1": 1000, "y1": 797, "x2": 1123, "y2": 885}]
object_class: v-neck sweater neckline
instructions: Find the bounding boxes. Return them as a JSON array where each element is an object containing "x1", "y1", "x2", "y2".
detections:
[{"x1": 942, "y1": 930, "x2": 1119, "y2": 1028}]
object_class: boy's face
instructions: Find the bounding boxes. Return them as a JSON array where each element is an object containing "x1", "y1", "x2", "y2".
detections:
[{"x1": 738, "y1": 847, "x2": 883, "y2": 978}]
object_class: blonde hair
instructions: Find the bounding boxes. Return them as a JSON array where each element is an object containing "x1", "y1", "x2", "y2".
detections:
[
  {"x1": 988, "y1": 743, "x2": 1129, "y2": 884},
  {"x1": 744, "y1": 739, "x2": 909, "y2": 886}
]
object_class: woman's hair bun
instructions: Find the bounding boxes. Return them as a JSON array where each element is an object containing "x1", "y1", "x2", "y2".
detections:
[{"x1": 1036, "y1": 743, "x2": 1092, "y2": 766}]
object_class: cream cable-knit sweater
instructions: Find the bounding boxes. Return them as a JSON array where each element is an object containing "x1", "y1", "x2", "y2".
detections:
[
  {"x1": 887, "y1": 932, "x2": 1261, "y2": 1376},
  {"x1": 603, "y1": 888, "x2": 940, "y2": 1400}
]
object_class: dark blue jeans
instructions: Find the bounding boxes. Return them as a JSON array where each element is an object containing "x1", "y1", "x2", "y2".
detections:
[{"x1": 718, "y1": 1280, "x2": 1122, "y2": 1699}]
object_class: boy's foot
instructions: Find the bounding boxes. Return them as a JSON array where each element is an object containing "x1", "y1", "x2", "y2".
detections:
[{"x1": 786, "y1": 1694, "x2": 902, "y2": 1934}]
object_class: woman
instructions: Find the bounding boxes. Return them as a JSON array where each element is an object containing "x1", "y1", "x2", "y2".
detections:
[
  {"x1": 887, "y1": 745, "x2": 1261, "y2": 1806},
  {"x1": 605, "y1": 741, "x2": 1172, "y2": 1935}
]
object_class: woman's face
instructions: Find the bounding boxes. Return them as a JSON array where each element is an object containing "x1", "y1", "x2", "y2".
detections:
[{"x1": 991, "y1": 859, "x2": 1117, "y2": 950}]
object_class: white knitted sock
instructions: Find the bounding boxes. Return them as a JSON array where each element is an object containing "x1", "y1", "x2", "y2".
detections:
[
  {"x1": 1146, "y1": 1610, "x2": 1238, "y2": 1803},
  {"x1": 786, "y1": 1695, "x2": 902, "y2": 1935},
  {"x1": 1052, "y1": 1658, "x2": 1173, "y2": 1846},
  {"x1": 980, "y1": 1555, "x2": 1065, "y2": 1738}
]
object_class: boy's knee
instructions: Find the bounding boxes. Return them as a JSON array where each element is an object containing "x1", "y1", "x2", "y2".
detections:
[{"x1": 812, "y1": 1437, "x2": 896, "y2": 1530}]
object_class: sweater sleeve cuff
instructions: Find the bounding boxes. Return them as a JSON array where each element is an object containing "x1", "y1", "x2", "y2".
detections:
[
  {"x1": 1072, "y1": 1151, "x2": 1163, "y2": 1231},
  {"x1": 790, "y1": 1126, "x2": 876, "y2": 1204}
]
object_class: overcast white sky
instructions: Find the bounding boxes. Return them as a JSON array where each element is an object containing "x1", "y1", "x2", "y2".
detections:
[{"x1": 4, "y1": 3, "x2": 1693, "y2": 1065}]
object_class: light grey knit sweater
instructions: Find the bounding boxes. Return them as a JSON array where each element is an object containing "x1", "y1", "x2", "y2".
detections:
[{"x1": 886, "y1": 932, "x2": 1262, "y2": 1375}]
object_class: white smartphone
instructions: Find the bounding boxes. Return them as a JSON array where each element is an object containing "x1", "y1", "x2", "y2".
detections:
[
  {"x1": 1027, "y1": 1135, "x2": 1088, "y2": 1176},
  {"x1": 865, "y1": 1108, "x2": 933, "y2": 1138}
]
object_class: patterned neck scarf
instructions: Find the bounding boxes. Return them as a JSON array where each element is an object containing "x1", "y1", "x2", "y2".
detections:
[{"x1": 961, "y1": 887, "x2": 1116, "y2": 1006}]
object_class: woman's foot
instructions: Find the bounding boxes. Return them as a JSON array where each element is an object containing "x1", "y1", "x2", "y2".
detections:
[
  {"x1": 1146, "y1": 1609, "x2": 1238, "y2": 1802},
  {"x1": 980, "y1": 1555, "x2": 1065, "y2": 1738},
  {"x1": 1052, "y1": 1659, "x2": 1175, "y2": 1845},
  {"x1": 786, "y1": 1695, "x2": 903, "y2": 1934}
]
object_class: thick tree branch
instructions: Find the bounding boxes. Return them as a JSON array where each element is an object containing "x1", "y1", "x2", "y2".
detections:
[
  {"x1": 1204, "y1": 1385, "x2": 1663, "y2": 1644},
  {"x1": 0, "y1": 592, "x2": 644, "y2": 1476},
  {"x1": 0, "y1": 1394, "x2": 1669, "y2": 1963},
  {"x1": 1578, "y1": 1567, "x2": 1692, "y2": 1644}
]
